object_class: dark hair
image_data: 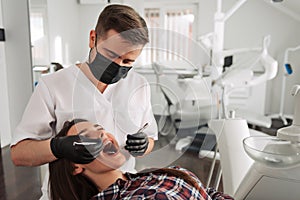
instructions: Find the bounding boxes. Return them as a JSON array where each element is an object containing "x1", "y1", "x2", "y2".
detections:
[
  {"x1": 51, "y1": 62, "x2": 63, "y2": 71},
  {"x1": 49, "y1": 119, "x2": 99, "y2": 200},
  {"x1": 95, "y1": 4, "x2": 149, "y2": 45}
]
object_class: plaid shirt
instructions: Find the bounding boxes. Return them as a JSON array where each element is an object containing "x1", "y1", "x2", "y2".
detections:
[{"x1": 91, "y1": 166, "x2": 211, "y2": 200}]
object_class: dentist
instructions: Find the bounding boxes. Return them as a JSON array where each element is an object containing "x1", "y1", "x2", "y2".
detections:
[{"x1": 10, "y1": 4, "x2": 157, "y2": 199}]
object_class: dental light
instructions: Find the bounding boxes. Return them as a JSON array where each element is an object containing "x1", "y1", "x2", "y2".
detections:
[
  {"x1": 212, "y1": 35, "x2": 278, "y2": 119},
  {"x1": 214, "y1": 36, "x2": 278, "y2": 90},
  {"x1": 198, "y1": 0, "x2": 285, "y2": 82},
  {"x1": 198, "y1": 0, "x2": 279, "y2": 120}
]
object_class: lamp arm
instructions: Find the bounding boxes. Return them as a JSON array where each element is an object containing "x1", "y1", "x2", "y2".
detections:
[
  {"x1": 283, "y1": 45, "x2": 300, "y2": 68},
  {"x1": 223, "y1": 0, "x2": 248, "y2": 21},
  {"x1": 247, "y1": 52, "x2": 278, "y2": 86},
  {"x1": 283, "y1": 45, "x2": 300, "y2": 67},
  {"x1": 221, "y1": 47, "x2": 261, "y2": 57}
]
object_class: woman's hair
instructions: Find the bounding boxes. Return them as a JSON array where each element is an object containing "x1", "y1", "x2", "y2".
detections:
[
  {"x1": 49, "y1": 119, "x2": 99, "y2": 200},
  {"x1": 95, "y1": 4, "x2": 149, "y2": 45}
]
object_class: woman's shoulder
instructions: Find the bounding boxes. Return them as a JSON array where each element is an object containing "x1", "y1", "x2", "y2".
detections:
[
  {"x1": 168, "y1": 165, "x2": 197, "y2": 176},
  {"x1": 135, "y1": 165, "x2": 200, "y2": 182}
]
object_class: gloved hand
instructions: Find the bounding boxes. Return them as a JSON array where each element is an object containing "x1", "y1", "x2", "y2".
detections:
[
  {"x1": 50, "y1": 135, "x2": 103, "y2": 164},
  {"x1": 124, "y1": 132, "x2": 149, "y2": 157}
]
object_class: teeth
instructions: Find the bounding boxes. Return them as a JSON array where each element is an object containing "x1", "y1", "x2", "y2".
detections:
[
  {"x1": 107, "y1": 150, "x2": 116, "y2": 155},
  {"x1": 102, "y1": 141, "x2": 118, "y2": 155}
]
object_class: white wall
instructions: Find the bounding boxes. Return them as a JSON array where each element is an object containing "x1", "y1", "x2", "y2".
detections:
[
  {"x1": 46, "y1": 0, "x2": 144, "y2": 65},
  {"x1": 0, "y1": 0, "x2": 299, "y2": 148},
  {"x1": 0, "y1": 0, "x2": 33, "y2": 147},
  {"x1": 46, "y1": 0, "x2": 81, "y2": 65},
  {"x1": 0, "y1": 0, "x2": 11, "y2": 147},
  {"x1": 77, "y1": 4, "x2": 107, "y2": 62}
]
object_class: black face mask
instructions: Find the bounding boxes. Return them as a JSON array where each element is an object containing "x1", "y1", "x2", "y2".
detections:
[{"x1": 87, "y1": 50, "x2": 132, "y2": 84}]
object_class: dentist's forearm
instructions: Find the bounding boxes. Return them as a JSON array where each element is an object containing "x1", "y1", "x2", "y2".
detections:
[{"x1": 10, "y1": 139, "x2": 56, "y2": 166}]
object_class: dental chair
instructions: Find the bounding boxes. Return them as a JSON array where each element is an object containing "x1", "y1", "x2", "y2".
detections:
[
  {"x1": 207, "y1": 39, "x2": 300, "y2": 200},
  {"x1": 152, "y1": 61, "x2": 218, "y2": 153},
  {"x1": 209, "y1": 85, "x2": 300, "y2": 200},
  {"x1": 207, "y1": 35, "x2": 279, "y2": 192}
]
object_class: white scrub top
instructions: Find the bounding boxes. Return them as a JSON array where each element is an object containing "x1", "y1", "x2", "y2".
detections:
[{"x1": 12, "y1": 64, "x2": 158, "y2": 171}]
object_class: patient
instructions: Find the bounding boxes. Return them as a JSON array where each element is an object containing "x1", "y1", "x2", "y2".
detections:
[{"x1": 48, "y1": 119, "x2": 233, "y2": 200}]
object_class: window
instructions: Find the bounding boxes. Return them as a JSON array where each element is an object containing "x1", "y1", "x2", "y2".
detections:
[
  {"x1": 29, "y1": 7, "x2": 50, "y2": 66},
  {"x1": 30, "y1": 12, "x2": 45, "y2": 43},
  {"x1": 140, "y1": 4, "x2": 197, "y2": 67}
]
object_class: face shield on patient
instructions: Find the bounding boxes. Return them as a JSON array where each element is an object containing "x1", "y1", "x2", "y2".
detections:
[
  {"x1": 49, "y1": 119, "x2": 130, "y2": 200},
  {"x1": 69, "y1": 120, "x2": 130, "y2": 171}
]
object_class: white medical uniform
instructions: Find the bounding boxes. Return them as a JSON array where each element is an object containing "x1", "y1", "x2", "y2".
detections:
[{"x1": 11, "y1": 65, "x2": 158, "y2": 199}]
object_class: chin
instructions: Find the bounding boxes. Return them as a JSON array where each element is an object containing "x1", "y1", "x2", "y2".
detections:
[
  {"x1": 95, "y1": 157, "x2": 126, "y2": 170},
  {"x1": 95, "y1": 142, "x2": 127, "y2": 170}
]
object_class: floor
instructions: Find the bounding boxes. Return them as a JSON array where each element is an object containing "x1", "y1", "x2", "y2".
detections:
[
  {"x1": 0, "y1": 117, "x2": 288, "y2": 200},
  {"x1": 135, "y1": 124, "x2": 221, "y2": 190},
  {"x1": 0, "y1": 146, "x2": 42, "y2": 200}
]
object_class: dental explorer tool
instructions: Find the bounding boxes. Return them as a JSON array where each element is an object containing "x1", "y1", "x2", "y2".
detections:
[{"x1": 137, "y1": 123, "x2": 149, "y2": 133}]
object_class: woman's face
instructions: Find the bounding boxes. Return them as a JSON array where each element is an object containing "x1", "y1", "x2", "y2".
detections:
[{"x1": 67, "y1": 121, "x2": 127, "y2": 174}]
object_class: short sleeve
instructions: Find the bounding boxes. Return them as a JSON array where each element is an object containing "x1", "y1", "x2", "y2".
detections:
[{"x1": 11, "y1": 79, "x2": 56, "y2": 146}]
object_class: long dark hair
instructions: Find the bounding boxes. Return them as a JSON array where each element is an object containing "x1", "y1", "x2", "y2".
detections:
[{"x1": 49, "y1": 119, "x2": 99, "y2": 200}]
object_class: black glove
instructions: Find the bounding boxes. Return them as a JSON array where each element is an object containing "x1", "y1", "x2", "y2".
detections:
[
  {"x1": 125, "y1": 132, "x2": 149, "y2": 157},
  {"x1": 50, "y1": 135, "x2": 103, "y2": 164}
]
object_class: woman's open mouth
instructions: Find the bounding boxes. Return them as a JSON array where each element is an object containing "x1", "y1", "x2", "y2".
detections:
[{"x1": 102, "y1": 141, "x2": 118, "y2": 155}]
